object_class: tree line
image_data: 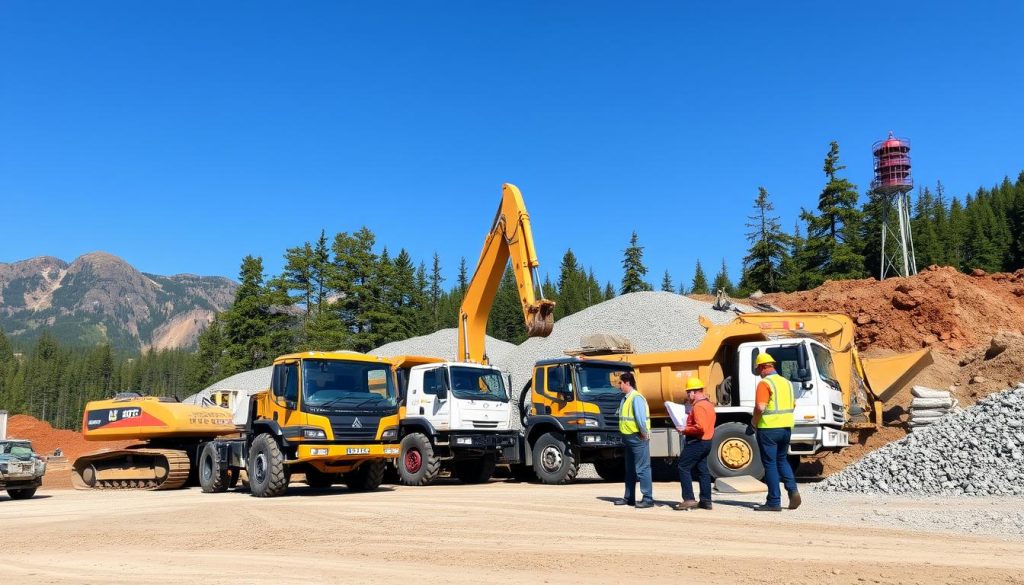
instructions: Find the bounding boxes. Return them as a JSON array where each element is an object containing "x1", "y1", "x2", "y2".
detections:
[{"x1": 2, "y1": 140, "x2": 1022, "y2": 430}]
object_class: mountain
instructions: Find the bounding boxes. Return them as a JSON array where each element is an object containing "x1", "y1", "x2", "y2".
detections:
[{"x1": 0, "y1": 252, "x2": 237, "y2": 351}]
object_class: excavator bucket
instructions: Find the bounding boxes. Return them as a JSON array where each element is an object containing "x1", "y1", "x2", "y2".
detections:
[
  {"x1": 526, "y1": 299, "x2": 556, "y2": 338},
  {"x1": 861, "y1": 348, "x2": 934, "y2": 404}
]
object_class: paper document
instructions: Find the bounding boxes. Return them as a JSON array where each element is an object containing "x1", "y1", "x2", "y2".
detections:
[{"x1": 665, "y1": 401, "x2": 689, "y2": 430}]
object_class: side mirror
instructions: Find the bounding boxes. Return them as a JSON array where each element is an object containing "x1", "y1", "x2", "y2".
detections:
[
  {"x1": 797, "y1": 367, "x2": 811, "y2": 382},
  {"x1": 285, "y1": 400, "x2": 297, "y2": 410},
  {"x1": 436, "y1": 387, "x2": 449, "y2": 400}
]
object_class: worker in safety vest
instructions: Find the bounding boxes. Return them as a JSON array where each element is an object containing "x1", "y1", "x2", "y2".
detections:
[
  {"x1": 614, "y1": 372, "x2": 654, "y2": 509},
  {"x1": 752, "y1": 353, "x2": 801, "y2": 511},
  {"x1": 673, "y1": 377, "x2": 716, "y2": 511}
]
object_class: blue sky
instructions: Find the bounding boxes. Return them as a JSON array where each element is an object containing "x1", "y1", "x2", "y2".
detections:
[{"x1": 2, "y1": 2, "x2": 1022, "y2": 290}]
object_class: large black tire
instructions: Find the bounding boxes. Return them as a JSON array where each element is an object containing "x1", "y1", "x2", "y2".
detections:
[
  {"x1": 199, "y1": 442, "x2": 229, "y2": 493},
  {"x1": 398, "y1": 432, "x2": 441, "y2": 486},
  {"x1": 247, "y1": 433, "x2": 289, "y2": 498},
  {"x1": 532, "y1": 433, "x2": 578, "y2": 485},
  {"x1": 593, "y1": 458, "x2": 626, "y2": 482},
  {"x1": 345, "y1": 460, "x2": 386, "y2": 492},
  {"x1": 708, "y1": 422, "x2": 764, "y2": 480},
  {"x1": 7, "y1": 487, "x2": 36, "y2": 500},
  {"x1": 518, "y1": 383, "x2": 532, "y2": 426},
  {"x1": 453, "y1": 454, "x2": 497, "y2": 484},
  {"x1": 304, "y1": 468, "x2": 338, "y2": 489}
]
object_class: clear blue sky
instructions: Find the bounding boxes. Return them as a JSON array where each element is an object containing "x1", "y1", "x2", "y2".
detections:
[{"x1": 2, "y1": 2, "x2": 1022, "y2": 290}]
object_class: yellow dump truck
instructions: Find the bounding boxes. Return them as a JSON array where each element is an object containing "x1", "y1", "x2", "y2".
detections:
[
  {"x1": 520, "y1": 313, "x2": 931, "y2": 482},
  {"x1": 74, "y1": 351, "x2": 401, "y2": 497}
]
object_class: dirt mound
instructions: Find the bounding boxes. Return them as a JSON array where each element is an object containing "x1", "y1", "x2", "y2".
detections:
[{"x1": 764, "y1": 265, "x2": 1024, "y2": 354}]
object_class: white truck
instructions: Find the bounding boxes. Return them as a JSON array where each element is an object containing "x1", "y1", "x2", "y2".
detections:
[{"x1": 392, "y1": 356, "x2": 518, "y2": 485}]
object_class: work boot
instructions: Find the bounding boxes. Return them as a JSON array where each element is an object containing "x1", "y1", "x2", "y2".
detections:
[
  {"x1": 788, "y1": 490, "x2": 802, "y2": 510},
  {"x1": 635, "y1": 498, "x2": 655, "y2": 509},
  {"x1": 614, "y1": 498, "x2": 635, "y2": 506},
  {"x1": 698, "y1": 500, "x2": 713, "y2": 510},
  {"x1": 672, "y1": 499, "x2": 699, "y2": 511},
  {"x1": 753, "y1": 504, "x2": 783, "y2": 512}
]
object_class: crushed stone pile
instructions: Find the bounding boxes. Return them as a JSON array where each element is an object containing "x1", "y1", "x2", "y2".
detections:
[
  {"x1": 369, "y1": 328, "x2": 517, "y2": 365},
  {"x1": 817, "y1": 383, "x2": 1024, "y2": 496}
]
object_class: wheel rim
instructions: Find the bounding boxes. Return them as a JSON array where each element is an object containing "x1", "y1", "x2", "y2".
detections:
[
  {"x1": 405, "y1": 449, "x2": 422, "y2": 473},
  {"x1": 719, "y1": 438, "x2": 752, "y2": 470},
  {"x1": 540, "y1": 445, "x2": 563, "y2": 473},
  {"x1": 254, "y1": 452, "x2": 267, "y2": 483}
]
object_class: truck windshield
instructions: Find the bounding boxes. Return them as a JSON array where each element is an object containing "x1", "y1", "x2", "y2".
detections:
[
  {"x1": 810, "y1": 344, "x2": 840, "y2": 387},
  {"x1": 577, "y1": 365, "x2": 631, "y2": 398},
  {"x1": 0, "y1": 442, "x2": 33, "y2": 458},
  {"x1": 302, "y1": 360, "x2": 397, "y2": 408},
  {"x1": 449, "y1": 367, "x2": 508, "y2": 401}
]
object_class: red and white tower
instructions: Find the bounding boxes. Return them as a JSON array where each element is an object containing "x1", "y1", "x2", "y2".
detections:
[{"x1": 871, "y1": 133, "x2": 916, "y2": 279}]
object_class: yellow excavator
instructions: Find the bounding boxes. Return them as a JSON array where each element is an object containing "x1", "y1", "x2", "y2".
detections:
[
  {"x1": 72, "y1": 395, "x2": 236, "y2": 490},
  {"x1": 457, "y1": 183, "x2": 555, "y2": 364}
]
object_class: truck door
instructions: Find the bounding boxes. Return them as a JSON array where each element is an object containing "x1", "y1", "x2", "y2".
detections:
[
  {"x1": 413, "y1": 367, "x2": 451, "y2": 431},
  {"x1": 268, "y1": 360, "x2": 303, "y2": 428}
]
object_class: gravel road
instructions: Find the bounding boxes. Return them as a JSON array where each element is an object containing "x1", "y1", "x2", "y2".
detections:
[{"x1": 3, "y1": 481, "x2": 1022, "y2": 585}]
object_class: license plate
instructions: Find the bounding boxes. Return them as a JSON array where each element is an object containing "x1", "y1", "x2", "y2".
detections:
[{"x1": 346, "y1": 448, "x2": 370, "y2": 455}]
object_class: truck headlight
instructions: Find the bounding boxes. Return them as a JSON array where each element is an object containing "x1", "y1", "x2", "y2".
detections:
[
  {"x1": 381, "y1": 428, "x2": 398, "y2": 441},
  {"x1": 456, "y1": 437, "x2": 473, "y2": 445},
  {"x1": 582, "y1": 434, "x2": 601, "y2": 443},
  {"x1": 583, "y1": 419, "x2": 599, "y2": 427},
  {"x1": 303, "y1": 429, "x2": 327, "y2": 439}
]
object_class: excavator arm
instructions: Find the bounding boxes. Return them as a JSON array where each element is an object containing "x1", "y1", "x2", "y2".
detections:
[{"x1": 457, "y1": 183, "x2": 555, "y2": 363}]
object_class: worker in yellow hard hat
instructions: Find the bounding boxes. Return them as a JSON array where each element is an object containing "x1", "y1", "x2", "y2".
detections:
[
  {"x1": 752, "y1": 352, "x2": 800, "y2": 512},
  {"x1": 673, "y1": 376, "x2": 716, "y2": 511}
]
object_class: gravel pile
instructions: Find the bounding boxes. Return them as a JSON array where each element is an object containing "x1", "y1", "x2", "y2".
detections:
[
  {"x1": 369, "y1": 328, "x2": 517, "y2": 365},
  {"x1": 818, "y1": 383, "x2": 1024, "y2": 496}
]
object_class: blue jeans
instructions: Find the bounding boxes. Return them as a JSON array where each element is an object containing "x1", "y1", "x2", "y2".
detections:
[
  {"x1": 622, "y1": 433, "x2": 652, "y2": 502},
  {"x1": 757, "y1": 427, "x2": 798, "y2": 507},
  {"x1": 678, "y1": 437, "x2": 712, "y2": 502}
]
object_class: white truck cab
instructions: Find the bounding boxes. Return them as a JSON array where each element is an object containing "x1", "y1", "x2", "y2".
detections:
[{"x1": 395, "y1": 360, "x2": 518, "y2": 486}]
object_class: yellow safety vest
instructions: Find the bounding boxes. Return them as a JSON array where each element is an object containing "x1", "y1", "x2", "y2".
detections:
[
  {"x1": 619, "y1": 389, "x2": 651, "y2": 434},
  {"x1": 757, "y1": 373, "x2": 795, "y2": 429}
]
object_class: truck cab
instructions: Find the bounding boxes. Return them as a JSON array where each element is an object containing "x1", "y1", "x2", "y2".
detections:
[
  {"x1": 199, "y1": 351, "x2": 402, "y2": 497},
  {"x1": 521, "y1": 357, "x2": 634, "y2": 484},
  {"x1": 393, "y1": 357, "x2": 518, "y2": 485},
  {"x1": 0, "y1": 439, "x2": 46, "y2": 500}
]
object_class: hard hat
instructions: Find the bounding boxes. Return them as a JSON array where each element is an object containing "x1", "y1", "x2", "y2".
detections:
[
  {"x1": 755, "y1": 353, "x2": 776, "y2": 367},
  {"x1": 685, "y1": 377, "x2": 704, "y2": 392}
]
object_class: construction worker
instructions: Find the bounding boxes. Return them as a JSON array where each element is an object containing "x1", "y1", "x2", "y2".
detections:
[
  {"x1": 752, "y1": 352, "x2": 801, "y2": 512},
  {"x1": 673, "y1": 377, "x2": 716, "y2": 511},
  {"x1": 614, "y1": 372, "x2": 654, "y2": 509}
]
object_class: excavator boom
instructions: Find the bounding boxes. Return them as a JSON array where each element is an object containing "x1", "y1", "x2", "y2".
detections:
[{"x1": 458, "y1": 183, "x2": 555, "y2": 363}]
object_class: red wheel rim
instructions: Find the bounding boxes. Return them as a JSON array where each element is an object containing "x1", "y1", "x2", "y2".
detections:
[{"x1": 405, "y1": 449, "x2": 422, "y2": 473}]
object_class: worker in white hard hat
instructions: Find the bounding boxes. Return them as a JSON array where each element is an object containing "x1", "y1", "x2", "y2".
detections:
[
  {"x1": 673, "y1": 376, "x2": 716, "y2": 511},
  {"x1": 752, "y1": 352, "x2": 800, "y2": 512}
]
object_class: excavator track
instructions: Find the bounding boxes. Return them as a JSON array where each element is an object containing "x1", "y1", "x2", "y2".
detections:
[{"x1": 72, "y1": 448, "x2": 192, "y2": 491}]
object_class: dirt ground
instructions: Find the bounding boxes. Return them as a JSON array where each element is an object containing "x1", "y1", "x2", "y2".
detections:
[{"x1": 2, "y1": 481, "x2": 1022, "y2": 585}]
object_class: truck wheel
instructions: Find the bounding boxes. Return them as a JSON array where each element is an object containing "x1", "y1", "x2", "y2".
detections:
[
  {"x1": 453, "y1": 454, "x2": 497, "y2": 484},
  {"x1": 593, "y1": 458, "x2": 625, "y2": 482},
  {"x1": 345, "y1": 460, "x2": 385, "y2": 492},
  {"x1": 398, "y1": 433, "x2": 440, "y2": 486},
  {"x1": 247, "y1": 433, "x2": 289, "y2": 497},
  {"x1": 304, "y1": 468, "x2": 338, "y2": 489},
  {"x1": 7, "y1": 487, "x2": 37, "y2": 500},
  {"x1": 199, "y1": 442, "x2": 229, "y2": 493},
  {"x1": 708, "y1": 422, "x2": 764, "y2": 480},
  {"x1": 532, "y1": 433, "x2": 578, "y2": 485}
]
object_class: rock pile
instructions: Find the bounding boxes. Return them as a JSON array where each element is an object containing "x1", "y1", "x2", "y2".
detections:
[
  {"x1": 817, "y1": 384, "x2": 1024, "y2": 496},
  {"x1": 908, "y1": 386, "x2": 959, "y2": 429}
]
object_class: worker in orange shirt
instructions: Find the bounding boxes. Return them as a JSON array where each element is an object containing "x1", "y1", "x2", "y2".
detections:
[
  {"x1": 673, "y1": 377, "x2": 716, "y2": 511},
  {"x1": 752, "y1": 353, "x2": 801, "y2": 512}
]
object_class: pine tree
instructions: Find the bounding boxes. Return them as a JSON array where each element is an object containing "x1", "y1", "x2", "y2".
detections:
[
  {"x1": 487, "y1": 265, "x2": 528, "y2": 345},
  {"x1": 741, "y1": 186, "x2": 788, "y2": 293},
  {"x1": 620, "y1": 231, "x2": 652, "y2": 294},
  {"x1": 457, "y1": 257, "x2": 469, "y2": 293},
  {"x1": 221, "y1": 256, "x2": 275, "y2": 375},
  {"x1": 586, "y1": 269, "x2": 603, "y2": 308},
  {"x1": 801, "y1": 141, "x2": 866, "y2": 286},
  {"x1": 603, "y1": 282, "x2": 616, "y2": 300},
  {"x1": 690, "y1": 260, "x2": 709, "y2": 295},
  {"x1": 282, "y1": 242, "x2": 314, "y2": 317},
  {"x1": 660, "y1": 270, "x2": 673, "y2": 292},
  {"x1": 778, "y1": 220, "x2": 805, "y2": 292},
  {"x1": 331, "y1": 227, "x2": 378, "y2": 349},
  {"x1": 428, "y1": 253, "x2": 444, "y2": 332},
  {"x1": 712, "y1": 258, "x2": 735, "y2": 295},
  {"x1": 556, "y1": 249, "x2": 589, "y2": 319}
]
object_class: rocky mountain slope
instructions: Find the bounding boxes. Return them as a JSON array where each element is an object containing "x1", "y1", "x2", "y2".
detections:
[{"x1": 0, "y1": 252, "x2": 236, "y2": 351}]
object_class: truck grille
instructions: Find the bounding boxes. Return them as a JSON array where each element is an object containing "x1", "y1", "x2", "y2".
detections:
[
  {"x1": 327, "y1": 415, "x2": 380, "y2": 443},
  {"x1": 472, "y1": 421, "x2": 499, "y2": 429},
  {"x1": 831, "y1": 404, "x2": 846, "y2": 423},
  {"x1": 596, "y1": 401, "x2": 620, "y2": 426}
]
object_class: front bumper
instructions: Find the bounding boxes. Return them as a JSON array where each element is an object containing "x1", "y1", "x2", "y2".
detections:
[
  {"x1": 0, "y1": 474, "x2": 43, "y2": 489},
  {"x1": 448, "y1": 432, "x2": 519, "y2": 449},
  {"x1": 575, "y1": 431, "x2": 622, "y2": 448},
  {"x1": 790, "y1": 424, "x2": 849, "y2": 454},
  {"x1": 295, "y1": 443, "x2": 400, "y2": 462}
]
